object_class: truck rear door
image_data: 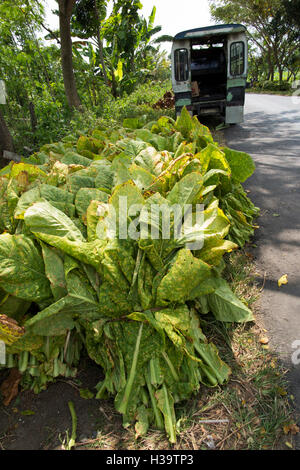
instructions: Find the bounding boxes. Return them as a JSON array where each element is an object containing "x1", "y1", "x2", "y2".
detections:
[{"x1": 226, "y1": 33, "x2": 248, "y2": 124}]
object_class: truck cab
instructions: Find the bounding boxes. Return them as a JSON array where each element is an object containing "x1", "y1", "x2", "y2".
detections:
[{"x1": 171, "y1": 24, "x2": 248, "y2": 124}]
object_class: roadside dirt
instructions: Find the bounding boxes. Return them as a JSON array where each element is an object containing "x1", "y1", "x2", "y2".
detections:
[{"x1": 0, "y1": 359, "x2": 123, "y2": 450}]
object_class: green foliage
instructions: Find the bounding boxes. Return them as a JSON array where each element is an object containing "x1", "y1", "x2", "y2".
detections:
[
  {"x1": 209, "y1": 0, "x2": 300, "y2": 83},
  {"x1": 0, "y1": 0, "x2": 171, "y2": 158},
  {"x1": 0, "y1": 108, "x2": 259, "y2": 442},
  {"x1": 252, "y1": 80, "x2": 292, "y2": 92}
]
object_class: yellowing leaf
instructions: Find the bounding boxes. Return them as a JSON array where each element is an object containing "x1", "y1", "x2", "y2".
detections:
[
  {"x1": 20, "y1": 409, "x2": 35, "y2": 416},
  {"x1": 278, "y1": 274, "x2": 288, "y2": 287},
  {"x1": 277, "y1": 387, "x2": 288, "y2": 396},
  {"x1": 283, "y1": 423, "x2": 299, "y2": 435},
  {"x1": 259, "y1": 336, "x2": 269, "y2": 345}
]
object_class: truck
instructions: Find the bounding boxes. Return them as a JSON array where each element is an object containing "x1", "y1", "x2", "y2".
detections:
[{"x1": 171, "y1": 24, "x2": 248, "y2": 124}]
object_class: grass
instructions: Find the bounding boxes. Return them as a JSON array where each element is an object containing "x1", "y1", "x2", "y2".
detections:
[
  {"x1": 71, "y1": 249, "x2": 295, "y2": 451},
  {"x1": 246, "y1": 88, "x2": 294, "y2": 97}
]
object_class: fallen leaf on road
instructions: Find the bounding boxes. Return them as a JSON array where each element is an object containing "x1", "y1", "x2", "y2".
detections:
[
  {"x1": 285, "y1": 441, "x2": 293, "y2": 449},
  {"x1": 272, "y1": 213, "x2": 280, "y2": 217},
  {"x1": 278, "y1": 274, "x2": 288, "y2": 287},
  {"x1": 79, "y1": 388, "x2": 94, "y2": 399},
  {"x1": 259, "y1": 336, "x2": 269, "y2": 344},
  {"x1": 20, "y1": 409, "x2": 35, "y2": 416},
  {"x1": 0, "y1": 368, "x2": 22, "y2": 406},
  {"x1": 283, "y1": 423, "x2": 299, "y2": 435},
  {"x1": 277, "y1": 387, "x2": 288, "y2": 396}
]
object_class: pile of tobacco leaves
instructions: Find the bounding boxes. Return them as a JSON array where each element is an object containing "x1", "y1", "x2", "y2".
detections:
[
  {"x1": 152, "y1": 91, "x2": 175, "y2": 110},
  {"x1": 0, "y1": 108, "x2": 259, "y2": 442}
]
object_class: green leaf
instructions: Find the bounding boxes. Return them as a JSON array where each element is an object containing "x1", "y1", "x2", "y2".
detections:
[
  {"x1": 75, "y1": 188, "x2": 108, "y2": 223},
  {"x1": 77, "y1": 136, "x2": 98, "y2": 155},
  {"x1": 24, "y1": 296, "x2": 75, "y2": 335},
  {"x1": 135, "y1": 405, "x2": 149, "y2": 438},
  {"x1": 175, "y1": 107, "x2": 194, "y2": 139},
  {"x1": 194, "y1": 342, "x2": 231, "y2": 386},
  {"x1": 115, "y1": 323, "x2": 144, "y2": 415},
  {"x1": 9, "y1": 162, "x2": 47, "y2": 182},
  {"x1": 24, "y1": 201, "x2": 103, "y2": 269},
  {"x1": 135, "y1": 129, "x2": 172, "y2": 152},
  {"x1": 129, "y1": 164, "x2": 155, "y2": 191},
  {"x1": 93, "y1": 160, "x2": 114, "y2": 192},
  {"x1": 61, "y1": 151, "x2": 92, "y2": 167},
  {"x1": 79, "y1": 388, "x2": 94, "y2": 399},
  {"x1": 41, "y1": 242, "x2": 67, "y2": 301},
  {"x1": 25, "y1": 279, "x2": 99, "y2": 336},
  {"x1": 0, "y1": 234, "x2": 51, "y2": 302},
  {"x1": 197, "y1": 236, "x2": 238, "y2": 266},
  {"x1": 123, "y1": 118, "x2": 141, "y2": 130},
  {"x1": 156, "y1": 384, "x2": 176, "y2": 443},
  {"x1": 208, "y1": 278, "x2": 254, "y2": 323},
  {"x1": 156, "y1": 249, "x2": 212, "y2": 305},
  {"x1": 134, "y1": 146, "x2": 169, "y2": 176},
  {"x1": 14, "y1": 187, "x2": 41, "y2": 219},
  {"x1": 117, "y1": 139, "x2": 148, "y2": 158},
  {"x1": 223, "y1": 148, "x2": 255, "y2": 183},
  {"x1": 167, "y1": 172, "x2": 203, "y2": 205},
  {"x1": 86, "y1": 200, "x2": 102, "y2": 242},
  {"x1": 24, "y1": 201, "x2": 84, "y2": 242},
  {"x1": 0, "y1": 288, "x2": 31, "y2": 321}
]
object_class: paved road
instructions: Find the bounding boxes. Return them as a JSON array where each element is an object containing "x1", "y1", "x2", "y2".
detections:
[{"x1": 225, "y1": 93, "x2": 300, "y2": 446}]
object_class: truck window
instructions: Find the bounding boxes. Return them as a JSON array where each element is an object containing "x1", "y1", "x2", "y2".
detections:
[
  {"x1": 174, "y1": 49, "x2": 189, "y2": 81},
  {"x1": 230, "y1": 42, "x2": 245, "y2": 76}
]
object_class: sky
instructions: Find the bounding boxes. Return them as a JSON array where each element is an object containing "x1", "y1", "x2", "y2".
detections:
[{"x1": 43, "y1": 0, "x2": 214, "y2": 53}]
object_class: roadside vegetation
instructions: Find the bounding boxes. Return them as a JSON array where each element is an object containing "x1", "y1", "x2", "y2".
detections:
[
  {"x1": 209, "y1": 0, "x2": 300, "y2": 94},
  {"x1": 0, "y1": 0, "x2": 172, "y2": 160},
  {"x1": 0, "y1": 0, "x2": 299, "y2": 451}
]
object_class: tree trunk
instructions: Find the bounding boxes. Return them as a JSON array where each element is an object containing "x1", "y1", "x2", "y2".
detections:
[
  {"x1": 94, "y1": 1, "x2": 109, "y2": 87},
  {"x1": 267, "y1": 62, "x2": 274, "y2": 82},
  {"x1": 0, "y1": 109, "x2": 14, "y2": 164},
  {"x1": 111, "y1": 72, "x2": 118, "y2": 98},
  {"x1": 58, "y1": 0, "x2": 82, "y2": 110},
  {"x1": 267, "y1": 52, "x2": 274, "y2": 81},
  {"x1": 29, "y1": 102, "x2": 37, "y2": 134}
]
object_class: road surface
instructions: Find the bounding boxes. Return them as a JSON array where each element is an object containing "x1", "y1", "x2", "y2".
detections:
[{"x1": 225, "y1": 93, "x2": 300, "y2": 447}]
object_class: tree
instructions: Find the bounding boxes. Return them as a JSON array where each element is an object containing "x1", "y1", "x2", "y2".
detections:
[
  {"x1": 0, "y1": 0, "x2": 46, "y2": 158},
  {"x1": 57, "y1": 0, "x2": 82, "y2": 110},
  {"x1": 283, "y1": 0, "x2": 300, "y2": 29},
  {"x1": 282, "y1": 0, "x2": 300, "y2": 80},
  {"x1": 72, "y1": 0, "x2": 109, "y2": 86},
  {"x1": 209, "y1": 0, "x2": 299, "y2": 81}
]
